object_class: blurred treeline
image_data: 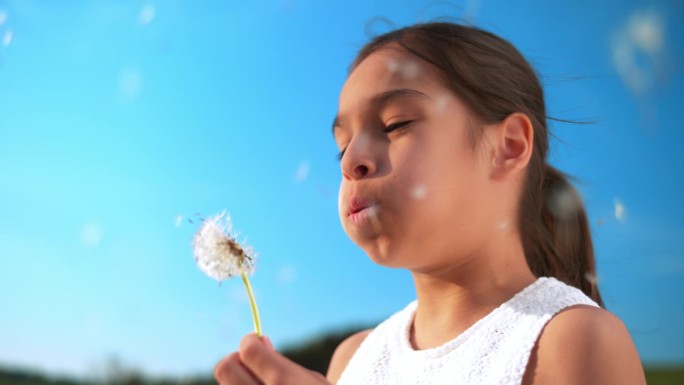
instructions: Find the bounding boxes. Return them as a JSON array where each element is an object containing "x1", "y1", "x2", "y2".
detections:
[{"x1": 1, "y1": 324, "x2": 682, "y2": 385}]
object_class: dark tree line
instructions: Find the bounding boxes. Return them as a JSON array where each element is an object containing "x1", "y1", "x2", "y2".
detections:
[
  {"x1": 2, "y1": 323, "x2": 682, "y2": 385},
  {"x1": 0, "y1": 325, "x2": 367, "y2": 385}
]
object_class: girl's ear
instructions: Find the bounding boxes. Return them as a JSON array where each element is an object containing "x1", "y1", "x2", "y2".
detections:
[{"x1": 490, "y1": 112, "x2": 534, "y2": 179}]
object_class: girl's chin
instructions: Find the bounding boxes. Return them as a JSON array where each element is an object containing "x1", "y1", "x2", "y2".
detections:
[{"x1": 358, "y1": 243, "x2": 411, "y2": 269}]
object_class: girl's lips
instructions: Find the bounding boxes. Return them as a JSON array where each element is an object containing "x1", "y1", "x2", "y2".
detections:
[
  {"x1": 348, "y1": 196, "x2": 373, "y2": 216},
  {"x1": 347, "y1": 197, "x2": 378, "y2": 226},
  {"x1": 348, "y1": 205, "x2": 375, "y2": 225}
]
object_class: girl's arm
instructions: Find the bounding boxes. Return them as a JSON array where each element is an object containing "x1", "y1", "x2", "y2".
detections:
[{"x1": 523, "y1": 306, "x2": 646, "y2": 385}]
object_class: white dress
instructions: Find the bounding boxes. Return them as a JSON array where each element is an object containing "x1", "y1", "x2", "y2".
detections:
[{"x1": 337, "y1": 277, "x2": 599, "y2": 385}]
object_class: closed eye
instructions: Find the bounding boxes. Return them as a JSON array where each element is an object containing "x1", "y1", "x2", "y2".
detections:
[
  {"x1": 337, "y1": 121, "x2": 413, "y2": 161},
  {"x1": 383, "y1": 120, "x2": 412, "y2": 133},
  {"x1": 337, "y1": 148, "x2": 346, "y2": 161}
]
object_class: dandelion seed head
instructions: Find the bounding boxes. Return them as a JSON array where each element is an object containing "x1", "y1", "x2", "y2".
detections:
[
  {"x1": 497, "y1": 220, "x2": 510, "y2": 230},
  {"x1": 628, "y1": 11, "x2": 663, "y2": 54},
  {"x1": 463, "y1": 0, "x2": 481, "y2": 23},
  {"x1": 400, "y1": 59, "x2": 420, "y2": 79},
  {"x1": 386, "y1": 58, "x2": 399, "y2": 73},
  {"x1": 434, "y1": 93, "x2": 451, "y2": 111},
  {"x1": 410, "y1": 184, "x2": 427, "y2": 200},
  {"x1": 611, "y1": 9, "x2": 665, "y2": 95},
  {"x1": 366, "y1": 204, "x2": 382, "y2": 232},
  {"x1": 138, "y1": 5, "x2": 155, "y2": 25},
  {"x1": 2, "y1": 30, "x2": 13, "y2": 47},
  {"x1": 276, "y1": 266, "x2": 296, "y2": 285},
  {"x1": 174, "y1": 215, "x2": 183, "y2": 228},
  {"x1": 293, "y1": 161, "x2": 310, "y2": 183},
  {"x1": 81, "y1": 223, "x2": 103, "y2": 249},
  {"x1": 547, "y1": 185, "x2": 579, "y2": 221},
  {"x1": 614, "y1": 199, "x2": 627, "y2": 221},
  {"x1": 192, "y1": 211, "x2": 256, "y2": 281},
  {"x1": 118, "y1": 67, "x2": 143, "y2": 101},
  {"x1": 386, "y1": 58, "x2": 421, "y2": 80},
  {"x1": 584, "y1": 271, "x2": 599, "y2": 286},
  {"x1": 367, "y1": 204, "x2": 379, "y2": 218},
  {"x1": 0, "y1": 10, "x2": 7, "y2": 26},
  {"x1": 353, "y1": 132, "x2": 370, "y2": 152}
]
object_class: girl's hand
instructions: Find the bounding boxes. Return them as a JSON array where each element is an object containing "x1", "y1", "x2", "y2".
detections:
[{"x1": 214, "y1": 333, "x2": 333, "y2": 385}]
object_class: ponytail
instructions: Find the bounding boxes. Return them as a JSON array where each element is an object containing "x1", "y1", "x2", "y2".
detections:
[{"x1": 521, "y1": 164, "x2": 604, "y2": 307}]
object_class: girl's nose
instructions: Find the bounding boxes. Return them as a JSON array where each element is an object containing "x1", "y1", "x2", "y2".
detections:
[{"x1": 340, "y1": 135, "x2": 377, "y2": 180}]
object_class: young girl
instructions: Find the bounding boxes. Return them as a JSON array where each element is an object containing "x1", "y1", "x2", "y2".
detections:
[{"x1": 213, "y1": 22, "x2": 646, "y2": 385}]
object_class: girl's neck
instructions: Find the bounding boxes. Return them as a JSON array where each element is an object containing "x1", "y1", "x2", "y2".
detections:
[{"x1": 408, "y1": 247, "x2": 536, "y2": 350}]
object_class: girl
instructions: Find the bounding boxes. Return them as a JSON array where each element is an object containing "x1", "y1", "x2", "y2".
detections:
[{"x1": 214, "y1": 22, "x2": 646, "y2": 385}]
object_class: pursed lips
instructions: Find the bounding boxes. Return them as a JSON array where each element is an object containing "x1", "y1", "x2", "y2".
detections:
[
  {"x1": 346, "y1": 196, "x2": 380, "y2": 227},
  {"x1": 348, "y1": 196, "x2": 373, "y2": 216}
]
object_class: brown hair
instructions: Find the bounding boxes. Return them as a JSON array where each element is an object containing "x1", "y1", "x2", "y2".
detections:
[{"x1": 351, "y1": 22, "x2": 603, "y2": 306}]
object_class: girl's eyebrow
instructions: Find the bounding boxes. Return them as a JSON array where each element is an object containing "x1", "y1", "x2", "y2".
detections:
[{"x1": 332, "y1": 88, "x2": 430, "y2": 135}]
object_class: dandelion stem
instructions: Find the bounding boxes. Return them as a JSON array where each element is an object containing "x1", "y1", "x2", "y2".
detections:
[{"x1": 241, "y1": 272, "x2": 262, "y2": 337}]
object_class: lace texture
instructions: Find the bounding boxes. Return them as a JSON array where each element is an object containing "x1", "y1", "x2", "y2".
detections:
[{"x1": 337, "y1": 277, "x2": 599, "y2": 385}]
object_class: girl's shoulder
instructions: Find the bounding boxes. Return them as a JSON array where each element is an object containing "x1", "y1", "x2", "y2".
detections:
[
  {"x1": 326, "y1": 329, "x2": 373, "y2": 383},
  {"x1": 523, "y1": 305, "x2": 646, "y2": 385}
]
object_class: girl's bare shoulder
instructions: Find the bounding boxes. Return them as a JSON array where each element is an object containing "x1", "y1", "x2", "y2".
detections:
[
  {"x1": 523, "y1": 305, "x2": 646, "y2": 385},
  {"x1": 326, "y1": 329, "x2": 373, "y2": 384}
]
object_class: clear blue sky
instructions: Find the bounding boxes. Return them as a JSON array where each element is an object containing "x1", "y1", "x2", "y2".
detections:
[{"x1": 0, "y1": 0, "x2": 682, "y2": 379}]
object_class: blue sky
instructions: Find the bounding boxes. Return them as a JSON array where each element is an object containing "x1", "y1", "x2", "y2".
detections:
[{"x1": 0, "y1": 0, "x2": 682, "y2": 379}]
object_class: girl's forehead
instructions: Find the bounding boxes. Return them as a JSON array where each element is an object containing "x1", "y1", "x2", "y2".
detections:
[{"x1": 340, "y1": 48, "x2": 445, "y2": 104}]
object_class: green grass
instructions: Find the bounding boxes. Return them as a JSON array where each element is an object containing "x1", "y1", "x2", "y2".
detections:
[
  {"x1": 1, "y1": 366, "x2": 682, "y2": 384},
  {"x1": 644, "y1": 367, "x2": 684, "y2": 385}
]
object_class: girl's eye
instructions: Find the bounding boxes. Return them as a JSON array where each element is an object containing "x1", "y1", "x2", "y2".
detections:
[
  {"x1": 383, "y1": 120, "x2": 412, "y2": 133},
  {"x1": 337, "y1": 148, "x2": 346, "y2": 161}
]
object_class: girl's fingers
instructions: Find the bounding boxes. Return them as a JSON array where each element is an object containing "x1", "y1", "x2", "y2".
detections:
[
  {"x1": 239, "y1": 334, "x2": 292, "y2": 384},
  {"x1": 214, "y1": 352, "x2": 262, "y2": 385},
  {"x1": 239, "y1": 333, "x2": 329, "y2": 385}
]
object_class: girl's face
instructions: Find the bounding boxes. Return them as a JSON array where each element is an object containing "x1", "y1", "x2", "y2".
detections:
[{"x1": 334, "y1": 48, "x2": 503, "y2": 272}]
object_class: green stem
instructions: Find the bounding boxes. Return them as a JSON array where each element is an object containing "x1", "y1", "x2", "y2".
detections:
[{"x1": 241, "y1": 272, "x2": 262, "y2": 337}]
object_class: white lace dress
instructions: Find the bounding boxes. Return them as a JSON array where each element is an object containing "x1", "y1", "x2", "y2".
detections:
[{"x1": 337, "y1": 277, "x2": 599, "y2": 385}]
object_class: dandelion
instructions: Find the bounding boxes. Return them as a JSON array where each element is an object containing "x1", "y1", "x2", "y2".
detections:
[
  {"x1": 138, "y1": 5, "x2": 155, "y2": 25},
  {"x1": 584, "y1": 271, "x2": 599, "y2": 286},
  {"x1": 2, "y1": 30, "x2": 12, "y2": 48},
  {"x1": 410, "y1": 184, "x2": 427, "y2": 200},
  {"x1": 367, "y1": 205, "x2": 382, "y2": 232},
  {"x1": 496, "y1": 220, "x2": 510, "y2": 230},
  {"x1": 293, "y1": 160, "x2": 310, "y2": 183},
  {"x1": 614, "y1": 199, "x2": 627, "y2": 222},
  {"x1": 192, "y1": 211, "x2": 262, "y2": 336}
]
